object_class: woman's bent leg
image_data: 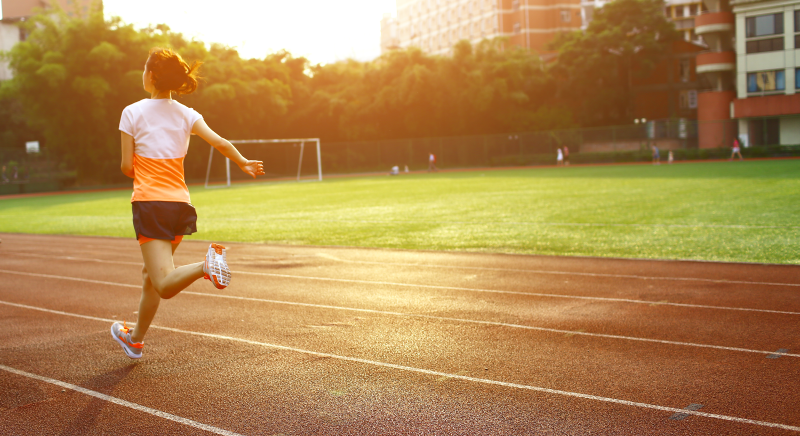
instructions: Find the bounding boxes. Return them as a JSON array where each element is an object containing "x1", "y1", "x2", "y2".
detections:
[{"x1": 140, "y1": 239, "x2": 204, "y2": 300}]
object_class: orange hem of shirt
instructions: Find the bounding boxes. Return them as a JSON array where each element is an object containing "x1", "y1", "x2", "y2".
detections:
[{"x1": 138, "y1": 235, "x2": 184, "y2": 246}]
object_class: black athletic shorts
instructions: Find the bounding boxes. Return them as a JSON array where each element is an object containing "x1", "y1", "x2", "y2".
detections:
[{"x1": 132, "y1": 201, "x2": 197, "y2": 241}]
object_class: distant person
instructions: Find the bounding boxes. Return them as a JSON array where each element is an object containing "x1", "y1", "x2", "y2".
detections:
[
  {"x1": 428, "y1": 153, "x2": 438, "y2": 172},
  {"x1": 1, "y1": 166, "x2": 7, "y2": 183},
  {"x1": 111, "y1": 47, "x2": 265, "y2": 360},
  {"x1": 556, "y1": 147, "x2": 564, "y2": 166},
  {"x1": 563, "y1": 145, "x2": 570, "y2": 166},
  {"x1": 390, "y1": 165, "x2": 399, "y2": 175},
  {"x1": 731, "y1": 138, "x2": 743, "y2": 161},
  {"x1": 12, "y1": 165, "x2": 17, "y2": 180},
  {"x1": 651, "y1": 145, "x2": 660, "y2": 165},
  {"x1": 668, "y1": 150, "x2": 674, "y2": 164}
]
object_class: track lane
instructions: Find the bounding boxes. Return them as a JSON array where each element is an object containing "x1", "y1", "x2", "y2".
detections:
[
  {"x1": 2, "y1": 256, "x2": 799, "y2": 356},
  {"x1": 9, "y1": 243, "x2": 800, "y2": 317},
  {"x1": 2, "y1": 233, "x2": 800, "y2": 435},
  {"x1": 2, "y1": 273, "x2": 800, "y2": 429},
  {"x1": 2, "y1": 302, "x2": 799, "y2": 435}
]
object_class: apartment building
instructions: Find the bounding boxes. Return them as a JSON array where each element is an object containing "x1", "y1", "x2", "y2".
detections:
[
  {"x1": 392, "y1": 0, "x2": 582, "y2": 56},
  {"x1": 381, "y1": 13, "x2": 400, "y2": 54},
  {"x1": 731, "y1": 0, "x2": 800, "y2": 146},
  {"x1": 1, "y1": 0, "x2": 98, "y2": 80}
]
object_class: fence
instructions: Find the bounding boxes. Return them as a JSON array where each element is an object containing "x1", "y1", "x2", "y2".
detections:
[
  {"x1": 310, "y1": 119, "x2": 702, "y2": 175},
  {"x1": 0, "y1": 147, "x2": 73, "y2": 195},
  {"x1": 8, "y1": 118, "x2": 800, "y2": 194}
]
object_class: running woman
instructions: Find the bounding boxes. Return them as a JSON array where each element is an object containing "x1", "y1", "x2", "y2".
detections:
[{"x1": 111, "y1": 47, "x2": 265, "y2": 359}]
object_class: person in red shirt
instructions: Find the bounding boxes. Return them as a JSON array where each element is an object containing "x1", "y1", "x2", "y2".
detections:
[
  {"x1": 731, "y1": 138, "x2": 743, "y2": 161},
  {"x1": 428, "y1": 152, "x2": 438, "y2": 172}
]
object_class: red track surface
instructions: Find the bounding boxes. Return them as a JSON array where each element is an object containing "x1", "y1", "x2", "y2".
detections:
[{"x1": 1, "y1": 233, "x2": 799, "y2": 435}]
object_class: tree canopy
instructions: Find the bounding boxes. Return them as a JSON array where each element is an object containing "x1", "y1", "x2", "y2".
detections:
[
  {"x1": 549, "y1": 0, "x2": 679, "y2": 126},
  {"x1": 0, "y1": 0, "x2": 676, "y2": 183}
]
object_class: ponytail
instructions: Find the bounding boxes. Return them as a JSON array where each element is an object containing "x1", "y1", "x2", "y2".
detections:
[{"x1": 146, "y1": 47, "x2": 202, "y2": 95}]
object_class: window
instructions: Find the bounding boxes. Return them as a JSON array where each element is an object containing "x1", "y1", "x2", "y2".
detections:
[
  {"x1": 745, "y1": 13, "x2": 785, "y2": 53},
  {"x1": 679, "y1": 59, "x2": 692, "y2": 82},
  {"x1": 679, "y1": 90, "x2": 698, "y2": 109},
  {"x1": 745, "y1": 13, "x2": 783, "y2": 37},
  {"x1": 689, "y1": 4, "x2": 697, "y2": 16},
  {"x1": 797, "y1": 68, "x2": 800, "y2": 90},
  {"x1": 749, "y1": 118, "x2": 780, "y2": 146},
  {"x1": 561, "y1": 10, "x2": 571, "y2": 23},
  {"x1": 795, "y1": 10, "x2": 800, "y2": 48},
  {"x1": 796, "y1": 10, "x2": 800, "y2": 32},
  {"x1": 747, "y1": 70, "x2": 786, "y2": 93},
  {"x1": 746, "y1": 37, "x2": 784, "y2": 53}
]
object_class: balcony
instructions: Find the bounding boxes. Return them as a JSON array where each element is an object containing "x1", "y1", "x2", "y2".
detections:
[
  {"x1": 696, "y1": 50, "x2": 735, "y2": 74},
  {"x1": 695, "y1": 12, "x2": 734, "y2": 35}
]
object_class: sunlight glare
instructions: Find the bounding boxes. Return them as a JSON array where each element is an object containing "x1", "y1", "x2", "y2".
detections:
[{"x1": 103, "y1": 0, "x2": 397, "y2": 64}]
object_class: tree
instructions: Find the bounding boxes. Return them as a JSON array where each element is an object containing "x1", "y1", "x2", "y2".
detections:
[
  {"x1": 3, "y1": 6, "x2": 574, "y2": 185},
  {"x1": 3, "y1": 8, "x2": 295, "y2": 184},
  {"x1": 550, "y1": 0, "x2": 679, "y2": 126}
]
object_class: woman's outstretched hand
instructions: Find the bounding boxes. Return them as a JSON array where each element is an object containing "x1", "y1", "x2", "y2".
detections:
[{"x1": 240, "y1": 160, "x2": 265, "y2": 178}]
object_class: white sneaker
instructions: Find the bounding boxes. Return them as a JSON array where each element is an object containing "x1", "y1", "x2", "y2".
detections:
[
  {"x1": 203, "y1": 243, "x2": 230, "y2": 289},
  {"x1": 110, "y1": 321, "x2": 143, "y2": 359}
]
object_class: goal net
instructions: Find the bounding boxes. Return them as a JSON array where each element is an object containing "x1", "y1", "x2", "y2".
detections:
[{"x1": 204, "y1": 138, "x2": 322, "y2": 188}]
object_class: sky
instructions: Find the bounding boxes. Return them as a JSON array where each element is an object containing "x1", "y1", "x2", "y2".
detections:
[{"x1": 102, "y1": 0, "x2": 397, "y2": 65}]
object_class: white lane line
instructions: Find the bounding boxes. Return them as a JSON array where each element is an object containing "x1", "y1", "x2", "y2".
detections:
[
  {"x1": 11, "y1": 252, "x2": 142, "y2": 266},
  {"x1": 1, "y1": 268, "x2": 797, "y2": 358},
  {"x1": 184, "y1": 291, "x2": 800, "y2": 358},
  {"x1": 315, "y1": 253, "x2": 800, "y2": 288},
  {"x1": 3, "y1": 266, "x2": 800, "y2": 318},
  {"x1": 2, "y1": 300, "x2": 799, "y2": 433},
  {"x1": 10, "y1": 251, "x2": 800, "y2": 288},
  {"x1": 0, "y1": 269, "x2": 139, "y2": 289},
  {"x1": 237, "y1": 270, "x2": 800, "y2": 316},
  {"x1": 0, "y1": 363, "x2": 244, "y2": 436}
]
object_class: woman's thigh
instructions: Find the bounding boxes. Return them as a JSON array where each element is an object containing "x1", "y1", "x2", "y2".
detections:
[{"x1": 140, "y1": 239, "x2": 177, "y2": 288}]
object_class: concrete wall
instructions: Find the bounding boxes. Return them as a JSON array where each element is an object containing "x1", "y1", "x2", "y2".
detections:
[{"x1": 781, "y1": 116, "x2": 800, "y2": 144}]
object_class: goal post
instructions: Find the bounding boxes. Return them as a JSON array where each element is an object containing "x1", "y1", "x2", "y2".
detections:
[{"x1": 204, "y1": 138, "x2": 322, "y2": 189}]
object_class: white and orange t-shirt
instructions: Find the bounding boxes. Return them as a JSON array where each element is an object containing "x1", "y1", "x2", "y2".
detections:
[{"x1": 119, "y1": 99, "x2": 203, "y2": 203}]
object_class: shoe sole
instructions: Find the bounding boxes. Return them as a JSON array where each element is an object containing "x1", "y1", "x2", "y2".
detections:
[
  {"x1": 205, "y1": 243, "x2": 230, "y2": 289},
  {"x1": 110, "y1": 324, "x2": 142, "y2": 359}
]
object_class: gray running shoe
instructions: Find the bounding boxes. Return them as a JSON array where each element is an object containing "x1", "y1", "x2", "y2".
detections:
[{"x1": 111, "y1": 321, "x2": 143, "y2": 359}]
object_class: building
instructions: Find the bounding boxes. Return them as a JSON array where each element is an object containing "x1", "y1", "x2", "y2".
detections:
[
  {"x1": 633, "y1": 40, "x2": 705, "y2": 122},
  {"x1": 1, "y1": 0, "x2": 98, "y2": 80},
  {"x1": 666, "y1": 0, "x2": 707, "y2": 42},
  {"x1": 730, "y1": 0, "x2": 800, "y2": 146},
  {"x1": 695, "y1": 0, "x2": 800, "y2": 148},
  {"x1": 694, "y1": 0, "x2": 736, "y2": 147},
  {"x1": 392, "y1": 0, "x2": 582, "y2": 56},
  {"x1": 381, "y1": 13, "x2": 400, "y2": 54}
]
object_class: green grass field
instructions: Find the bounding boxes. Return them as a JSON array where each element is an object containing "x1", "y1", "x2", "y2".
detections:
[{"x1": 2, "y1": 160, "x2": 799, "y2": 264}]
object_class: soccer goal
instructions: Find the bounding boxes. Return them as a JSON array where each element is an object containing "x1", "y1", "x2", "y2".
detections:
[{"x1": 204, "y1": 138, "x2": 322, "y2": 189}]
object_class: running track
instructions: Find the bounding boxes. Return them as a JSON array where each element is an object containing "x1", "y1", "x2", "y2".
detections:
[{"x1": 1, "y1": 233, "x2": 799, "y2": 435}]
